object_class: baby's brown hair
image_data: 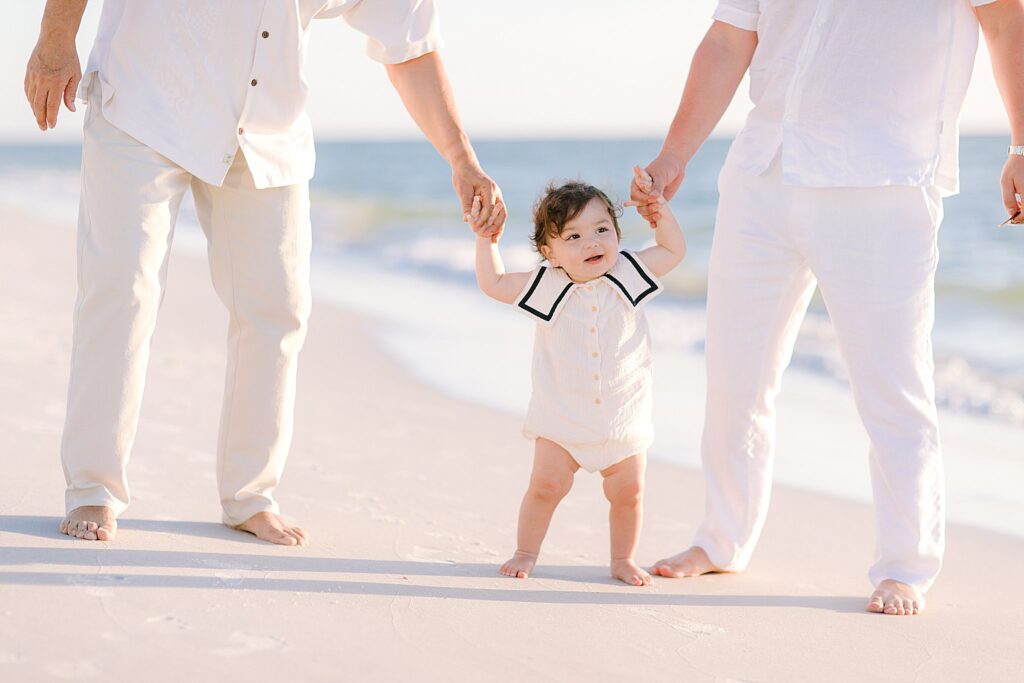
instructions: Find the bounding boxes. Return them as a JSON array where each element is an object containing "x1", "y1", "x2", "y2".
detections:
[{"x1": 531, "y1": 182, "x2": 622, "y2": 254}]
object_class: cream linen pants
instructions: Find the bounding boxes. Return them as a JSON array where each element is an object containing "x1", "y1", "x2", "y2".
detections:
[
  {"x1": 693, "y1": 156, "x2": 945, "y2": 592},
  {"x1": 61, "y1": 91, "x2": 312, "y2": 525}
]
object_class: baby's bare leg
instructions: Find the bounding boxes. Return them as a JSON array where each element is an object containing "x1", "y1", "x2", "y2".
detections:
[
  {"x1": 601, "y1": 454, "x2": 651, "y2": 586},
  {"x1": 501, "y1": 438, "x2": 578, "y2": 579}
]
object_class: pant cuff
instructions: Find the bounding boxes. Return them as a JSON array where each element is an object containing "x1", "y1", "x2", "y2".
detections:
[
  {"x1": 65, "y1": 486, "x2": 130, "y2": 518},
  {"x1": 221, "y1": 496, "x2": 280, "y2": 527}
]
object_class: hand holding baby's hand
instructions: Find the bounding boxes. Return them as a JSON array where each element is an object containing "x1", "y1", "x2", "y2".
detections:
[
  {"x1": 468, "y1": 195, "x2": 507, "y2": 242},
  {"x1": 625, "y1": 165, "x2": 666, "y2": 227}
]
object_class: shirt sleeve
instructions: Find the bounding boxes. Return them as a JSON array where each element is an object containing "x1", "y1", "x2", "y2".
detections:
[
  {"x1": 713, "y1": 0, "x2": 759, "y2": 31},
  {"x1": 970, "y1": 0, "x2": 998, "y2": 5},
  {"x1": 319, "y1": 0, "x2": 444, "y2": 64}
]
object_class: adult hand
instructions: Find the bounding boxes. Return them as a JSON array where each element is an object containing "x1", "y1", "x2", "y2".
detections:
[
  {"x1": 453, "y1": 159, "x2": 505, "y2": 239},
  {"x1": 1000, "y1": 153, "x2": 1024, "y2": 224},
  {"x1": 629, "y1": 152, "x2": 686, "y2": 227},
  {"x1": 25, "y1": 33, "x2": 81, "y2": 131}
]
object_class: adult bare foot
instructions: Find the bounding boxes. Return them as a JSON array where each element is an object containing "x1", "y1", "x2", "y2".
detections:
[
  {"x1": 59, "y1": 506, "x2": 117, "y2": 541},
  {"x1": 866, "y1": 579, "x2": 925, "y2": 616},
  {"x1": 611, "y1": 558, "x2": 651, "y2": 586},
  {"x1": 500, "y1": 551, "x2": 537, "y2": 578},
  {"x1": 234, "y1": 511, "x2": 307, "y2": 546},
  {"x1": 650, "y1": 546, "x2": 720, "y2": 578}
]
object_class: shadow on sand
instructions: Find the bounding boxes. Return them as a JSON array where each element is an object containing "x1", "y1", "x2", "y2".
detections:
[{"x1": 0, "y1": 515, "x2": 865, "y2": 612}]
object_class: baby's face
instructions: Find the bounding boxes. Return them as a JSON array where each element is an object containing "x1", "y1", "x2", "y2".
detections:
[{"x1": 540, "y1": 198, "x2": 620, "y2": 282}]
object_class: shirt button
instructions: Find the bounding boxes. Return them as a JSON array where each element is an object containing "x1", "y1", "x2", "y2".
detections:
[
  {"x1": 593, "y1": 374, "x2": 600, "y2": 381},
  {"x1": 262, "y1": 30, "x2": 270, "y2": 39},
  {"x1": 592, "y1": 352, "x2": 598, "y2": 358},
  {"x1": 251, "y1": 79, "x2": 258, "y2": 87},
  {"x1": 590, "y1": 327, "x2": 596, "y2": 333},
  {"x1": 591, "y1": 306, "x2": 598, "y2": 312},
  {"x1": 595, "y1": 398, "x2": 602, "y2": 405},
  {"x1": 238, "y1": 127, "x2": 244, "y2": 135}
]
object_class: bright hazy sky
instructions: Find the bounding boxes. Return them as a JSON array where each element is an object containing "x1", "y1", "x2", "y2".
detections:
[{"x1": 0, "y1": 1, "x2": 1012, "y2": 143}]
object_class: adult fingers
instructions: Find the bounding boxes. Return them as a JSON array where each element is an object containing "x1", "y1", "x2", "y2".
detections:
[
  {"x1": 46, "y1": 81, "x2": 63, "y2": 129},
  {"x1": 63, "y1": 71, "x2": 80, "y2": 113},
  {"x1": 473, "y1": 182, "x2": 495, "y2": 230},
  {"x1": 1001, "y1": 168, "x2": 1021, "y2": 217},
  {"x1": 32, "y1": 86, "x2": 50, "y2": 131}
]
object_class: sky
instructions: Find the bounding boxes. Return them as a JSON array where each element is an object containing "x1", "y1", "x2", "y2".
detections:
[{"x1": 0, "y1": 0, "x2": 1012, "y2": 143}]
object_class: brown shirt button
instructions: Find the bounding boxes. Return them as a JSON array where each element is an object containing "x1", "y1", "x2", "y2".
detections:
[
  {"x1": 238, "y1": 127, "x2": 244, "y2": 135},
  {"x1": 262, "y1": 31, "x2": 270, "y2": 38},
  {"x1": 251, "y1": 79, "x2": 258, "y2": 87}
]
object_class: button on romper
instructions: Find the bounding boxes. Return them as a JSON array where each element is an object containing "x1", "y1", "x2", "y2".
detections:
[{"x1": 515, "y1": 251, "x2": 664, "y2": 472}]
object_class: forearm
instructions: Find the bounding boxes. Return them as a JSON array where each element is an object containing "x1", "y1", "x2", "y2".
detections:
[
  {"x1": 39, "y1": 0, "x2": 87, "y2": 42},
  {"x1": 980, "y1": 2, "x2": 1024, "y2": 143},
  {"x1": 661, "y1": 22, "x2": 756, "y2": 166},
  {"x1": 386, "y1": 51, "x2": 478, "y2": 169},
  {"x1": 652, "y1": 205, "x2": 687, "y2": 259},
  {"x1": 475, "y1": 234, "x2": 505, "y2": 294}
]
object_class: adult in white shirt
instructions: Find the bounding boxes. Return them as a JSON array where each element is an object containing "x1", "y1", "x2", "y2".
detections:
[
  {"x1": 25, "y1": 0, "x2": 504, "y2": 546},
  {"x1": 631, "y1": 0, "x2": 1024, "y2": 615}
]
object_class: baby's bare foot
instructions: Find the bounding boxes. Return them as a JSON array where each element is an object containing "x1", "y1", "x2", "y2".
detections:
[
  {"x1": 650, "y1": 546, "x2": 719, "y2": 578},
  {"x1": 867, "y1": 579, "x2": 925, "y2": 616},
  {"x1": 611, "y1": 558, "x2": 651, "y2": 586},
  {"x1": 500, "y1": 551, "x2": 537, "y2": 579},
  {"x1": 234, "y1": 511, "x2": 307, "y2": 546},
  {"x1": 59, "y1": 506, "x2": 117, "y2": 541}
]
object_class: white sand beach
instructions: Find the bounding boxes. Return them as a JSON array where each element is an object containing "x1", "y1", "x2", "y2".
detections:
[{"x1": 2, "y1": 207, "x2": 1024, "y2": 682}]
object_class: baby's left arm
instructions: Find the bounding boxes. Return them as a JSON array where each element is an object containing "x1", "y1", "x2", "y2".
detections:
[{"x1": 628, "y1": 166, "x2": 687, "y2": 277}]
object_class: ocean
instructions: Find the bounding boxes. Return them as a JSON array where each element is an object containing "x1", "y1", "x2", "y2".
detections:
[{"x1": 1, "y1": 137, "x2": 1022, "y2": 538}]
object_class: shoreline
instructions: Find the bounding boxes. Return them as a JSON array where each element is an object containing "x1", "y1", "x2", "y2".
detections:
[{"x1": 2, "y1": 205, "x2": 1023, "y2": 681}]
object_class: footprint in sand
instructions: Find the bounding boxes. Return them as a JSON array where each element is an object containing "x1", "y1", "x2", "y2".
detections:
[
  {"x1": 213, "y1": 632, "x2": 288, "y2": 657},
  {"x1": 629, "y1": 607, "x2": 726, "y2": 637},
  {"x1": 404, "y1": 545, "x2": 457, "y2": 564},
  {"x1": 145, "y1": 615, "x2": 190, "y2": 631}
]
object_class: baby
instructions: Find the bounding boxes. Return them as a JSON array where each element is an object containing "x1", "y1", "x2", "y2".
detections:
[{"x1": 473, "y1": 168, "x2": 686, "y2": 586}]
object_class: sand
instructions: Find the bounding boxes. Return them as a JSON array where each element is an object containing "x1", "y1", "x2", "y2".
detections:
[{"x1": 2, "y1": 207, "x2": 1023, "y2": 683}]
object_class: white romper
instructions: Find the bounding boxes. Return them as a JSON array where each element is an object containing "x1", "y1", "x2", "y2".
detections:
[{"x1": 515, "y1": 250, "x2": 664, "y2": 472}]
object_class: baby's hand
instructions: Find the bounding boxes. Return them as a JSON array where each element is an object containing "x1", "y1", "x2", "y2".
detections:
[
  {"x1": 470, "y1": 195, "x2": 507, "y2": 242},
  {"x1": 625, "y1": 165, "x2": 665, "y2": 207},
  {"x1": 633, "y1": 165, "x2": 654, "y2": 195}
]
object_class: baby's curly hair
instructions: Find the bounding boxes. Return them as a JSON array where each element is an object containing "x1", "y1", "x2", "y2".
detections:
[{"x1": 531, "y1": 182, "x2": 622, "y2": 254}]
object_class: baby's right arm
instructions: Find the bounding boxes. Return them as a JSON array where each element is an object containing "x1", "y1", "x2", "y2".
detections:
[{"x1": 472, "y1": 197, "x2": 531, "y2": 304}]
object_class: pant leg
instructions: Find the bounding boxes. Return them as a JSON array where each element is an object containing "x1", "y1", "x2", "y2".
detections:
[
  {"x1": 62, "y1": 91, "x2": 191, "y2": 515},
  {"x1": 802, "y1": 184, "x2": 944, "y2": 592},
  {"x1": 189, "y1": 153, "x2": 312, "y2": 526},
  {"x1": 692, "y1": 161, "x2": 818, "y2": 570}
]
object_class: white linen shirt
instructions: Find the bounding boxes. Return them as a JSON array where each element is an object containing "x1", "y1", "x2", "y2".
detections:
[
  {"x1": 78, "y1": 1, "x2": 443, "y2": 189},
  {"x1": 714, "y1": 0, "x2": 997, "y2": 195}
]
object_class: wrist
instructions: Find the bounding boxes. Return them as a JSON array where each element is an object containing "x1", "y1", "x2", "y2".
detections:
[
  {"x1": 444, "y1": 134, "x2": 478, "y2": 170},
  {"x1": 656, "y1": 145, "x2": 689, "y2": 175}
]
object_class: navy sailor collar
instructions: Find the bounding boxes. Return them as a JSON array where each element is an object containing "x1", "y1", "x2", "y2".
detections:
[{"x1": 514, "y1": 250, "x2": 663, "y2": 325}]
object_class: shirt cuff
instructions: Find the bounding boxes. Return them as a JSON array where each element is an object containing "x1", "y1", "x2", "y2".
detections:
[
  {"x1": 367, "y1": 34, "x2": 444, "y2": 65},
  {"x1": 712, "y1": 5, "x2": 759, "y2": 31}
]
